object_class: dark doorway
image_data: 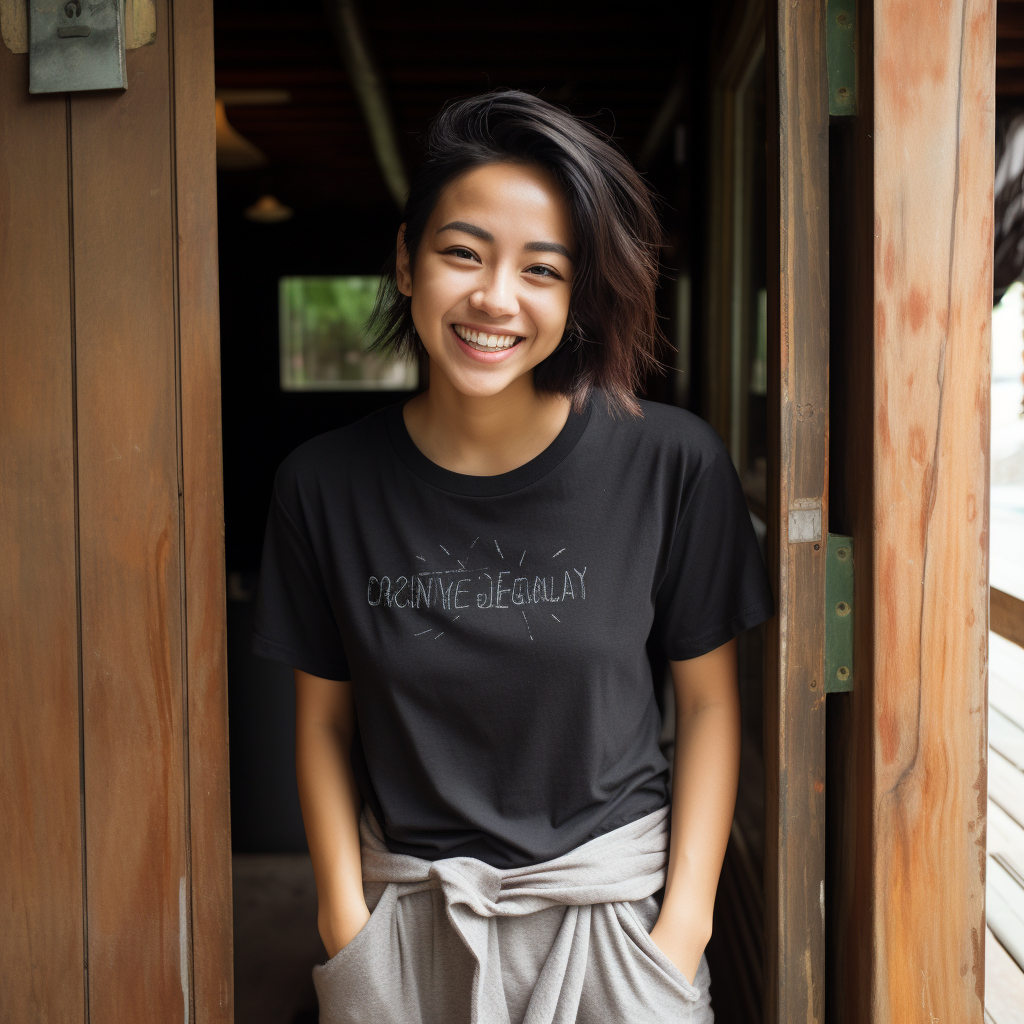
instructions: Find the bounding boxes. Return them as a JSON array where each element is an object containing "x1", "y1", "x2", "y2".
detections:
[{"x1": 213, "y1": 3, "x2": 761, "y2": 1020}]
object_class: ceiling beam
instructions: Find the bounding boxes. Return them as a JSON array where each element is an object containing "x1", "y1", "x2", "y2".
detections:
[{"x1": 324, "y1": 0, "x2": 409, "y2": 208}]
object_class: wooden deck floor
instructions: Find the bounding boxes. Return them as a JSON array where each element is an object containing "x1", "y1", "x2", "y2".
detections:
[{"x1": 987, "y1": 631, "x2": 1024, "y2": 1022}]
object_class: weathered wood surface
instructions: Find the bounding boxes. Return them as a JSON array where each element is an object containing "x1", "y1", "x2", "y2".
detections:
[
  {"x1": 873, "y1": 0, "x2": 993, "y2": 1018},
  {"x1": 0, "y1": 47, "x2": 86, "y2": 1022},
  {"x1": 835, "y1": 0, "x2": 995, "y2": 1020},
  {"x1": 173, "y1": 0, "x2": 234, "y2": 1016},
  {"x1": 764, "y1": 2, "x2": 829, "y2": 1022},
  {"x1": 0, "y1": 1, "x2": 230, "y2": 1019}
]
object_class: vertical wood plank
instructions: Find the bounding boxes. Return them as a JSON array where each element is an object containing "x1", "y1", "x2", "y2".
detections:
[
  {"x1": 0, "y1": 46, "x2": 86, "y2": 1023},
  {"x1": 70, "y1": 3, "x2": 190, "y2": 1017},
  {"x1": 870, "y1": 0, "x2": 993, "y2": 1018},
  {"x1": 171, "y1": 0, "x2": 234, "y2": 1018},
  {"x1": 764, "y1": 1, "x2": 829, "y2": 1022}
]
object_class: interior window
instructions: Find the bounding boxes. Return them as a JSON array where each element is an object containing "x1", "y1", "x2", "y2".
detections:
[{"x1": 279, "y1": 276, "x2": 418, "y2": 391}]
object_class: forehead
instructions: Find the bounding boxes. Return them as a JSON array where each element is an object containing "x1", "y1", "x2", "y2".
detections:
[{"x1": 431, "y1": 162, "x2": 573, "y2": 242}]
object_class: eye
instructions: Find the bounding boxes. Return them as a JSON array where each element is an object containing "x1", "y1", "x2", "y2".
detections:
[
  {"x1": 525, "y1": 264, "x2": 561, "y2": 279},
  {"x1": 444, "y1": 246, "x2": 479, "y2": 262}
]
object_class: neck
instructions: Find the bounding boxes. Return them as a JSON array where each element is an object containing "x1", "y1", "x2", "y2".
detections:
[{"x1": 403, "y1": 365, "x2": 573, "y2": 476}]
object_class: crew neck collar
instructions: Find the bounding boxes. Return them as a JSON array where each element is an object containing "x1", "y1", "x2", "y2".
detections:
[{"x1": 385, "y1": 398, "x2": 593, "y2": 497}]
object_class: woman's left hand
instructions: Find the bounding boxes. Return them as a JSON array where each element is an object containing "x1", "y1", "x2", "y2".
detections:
[{"x1": 647, "y1": 917, "x2": 709, "y2": 987}]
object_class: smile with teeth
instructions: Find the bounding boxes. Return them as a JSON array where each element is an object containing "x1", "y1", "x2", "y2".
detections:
[{"x1": 453, "y1": 324, "x2": 524, "y2": 351}]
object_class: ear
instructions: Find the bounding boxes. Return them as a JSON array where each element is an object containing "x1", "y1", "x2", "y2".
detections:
[{"x1": 395, "y1": 225, "x2": 413, "y2": 297}]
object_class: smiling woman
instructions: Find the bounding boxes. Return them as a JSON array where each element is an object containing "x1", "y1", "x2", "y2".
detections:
[
  {"x1": 369, "y1": 90, "x2": 663, "y2": 416},
  {"x1": 402, "y1": 163, "x2": 573, "y2": 375},
  {"x1": 250, "y1": 89, "x2": 774, "y2": 1024}
]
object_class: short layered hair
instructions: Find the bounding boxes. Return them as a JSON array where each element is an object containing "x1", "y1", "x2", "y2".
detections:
[{"x1": 369, "y1": 89, "x2": 664, "y2": 415}]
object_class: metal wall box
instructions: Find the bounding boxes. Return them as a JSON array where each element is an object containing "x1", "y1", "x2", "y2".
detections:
[
  {"x1": 825, "y1": 534, "x2": 854, "y2": 693},
  {"x1": 29, "y1": 0, "x2": 127, "y2": 94}
]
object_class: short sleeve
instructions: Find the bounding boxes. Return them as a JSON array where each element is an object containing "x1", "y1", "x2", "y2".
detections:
[
  {"x1": 251, "y1": 469, "x2": 351, "y2": 681},
  {"x1": 655, "y1": 439, "x2": 775, "y2": 660}
]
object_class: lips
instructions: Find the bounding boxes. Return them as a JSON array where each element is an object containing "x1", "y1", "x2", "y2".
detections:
[{"x1": 452, "y1": 324, "x2": 523, "y2": 352}]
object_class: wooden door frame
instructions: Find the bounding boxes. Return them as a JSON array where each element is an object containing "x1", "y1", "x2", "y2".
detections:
[
  {"x1": 766, "y1": 1, "x2": 994, "y2": 1021},
  {"x1": 705, "y1": 0, "x2": 767, "y2": 479},
  {"x1": 0, "y1": 1, "x2": 232, "y2": 1020},
  {"x1": 764, "y1": 3, "x2": 830, "y2": 1021}
]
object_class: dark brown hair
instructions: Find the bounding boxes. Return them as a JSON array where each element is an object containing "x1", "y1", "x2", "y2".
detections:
[{"x1": 368, "y1": 89, "x2": 664, "y2": 415}]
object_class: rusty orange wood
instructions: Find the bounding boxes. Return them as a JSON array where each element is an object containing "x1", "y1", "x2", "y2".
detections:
[
  {"x1": 833, "y1": 1, "x2": 995, "y2": 1020},
  {"x1": 872, "y1": 0, "x2": 993, "y2": 1018}
]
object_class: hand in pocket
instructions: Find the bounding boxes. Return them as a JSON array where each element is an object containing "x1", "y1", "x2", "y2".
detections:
[
  {"x1": 319, "y1": 899, "x2": 372, "y2": 960},
  {"x1": 647, "y1": 918, "x2": 706, "y2": 988}
]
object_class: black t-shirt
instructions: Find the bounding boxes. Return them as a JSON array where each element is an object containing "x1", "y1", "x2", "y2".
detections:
[{"x1": 252, "y1": 396, "x2": 774, "y2": 869}]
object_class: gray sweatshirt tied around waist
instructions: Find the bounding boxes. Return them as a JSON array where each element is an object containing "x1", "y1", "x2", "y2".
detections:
[{"x1": 312, "y1": 805, "x2": 714, "y2": 1024}]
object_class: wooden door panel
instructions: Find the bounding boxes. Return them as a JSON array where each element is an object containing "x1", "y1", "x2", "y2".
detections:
[
  {"x1": 173, "y1": 0, "x2": 234, "y2": 1016},
  {"x1": 0, "y1": 46, "x2": 86, "y2": 1023},
  {"x1": 1, "y1": 1, "x2": 229, "y2": 1020},
  {"x1": 70, "y1": 14, "x2": 190, "y2": 1020}
]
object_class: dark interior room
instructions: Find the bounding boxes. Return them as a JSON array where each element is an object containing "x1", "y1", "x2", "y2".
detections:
[{"x1": 213, "y1": 3, "x2": 769, "y2": 1020}]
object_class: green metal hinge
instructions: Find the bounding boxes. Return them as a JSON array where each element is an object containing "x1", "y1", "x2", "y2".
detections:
[
  {"x1": 825, "y1": 534, "x2": 854, "y2": 693},
  {"x1": 826, "y1": 0, "x2": 857, "y2": 118}
]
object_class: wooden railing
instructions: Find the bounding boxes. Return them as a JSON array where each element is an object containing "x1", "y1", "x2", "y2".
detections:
[
  {"x1": 987, "y1": 584, "x2": 1024, "y2": 1021},
  {"x1": 992, "y1": 588, "x2": 1024, "y2": 650}
]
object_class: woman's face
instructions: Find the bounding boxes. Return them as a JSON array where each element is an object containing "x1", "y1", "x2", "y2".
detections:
[{"x1": 396, "y1": 161, "x2": 575, "y2": 400}]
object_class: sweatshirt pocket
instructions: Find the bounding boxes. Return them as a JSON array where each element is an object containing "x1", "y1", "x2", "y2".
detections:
[{"x1": 620, "y1": 899, "x2": 702, "y2": 1001}]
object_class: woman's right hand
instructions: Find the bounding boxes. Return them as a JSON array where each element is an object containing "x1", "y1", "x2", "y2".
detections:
[{"x1": 318, "y1": 899, "x2": 372, "y2": 959}]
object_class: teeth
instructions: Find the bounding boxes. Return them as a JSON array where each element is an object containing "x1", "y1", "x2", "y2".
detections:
[{"x1": 454, "y1": 325, "x2": 519, "y2": 350}]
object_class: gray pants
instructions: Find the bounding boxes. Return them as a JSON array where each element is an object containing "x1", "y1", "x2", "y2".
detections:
[{"x1": 313, "y1": 806, "x2": 714, "y2": 1023}]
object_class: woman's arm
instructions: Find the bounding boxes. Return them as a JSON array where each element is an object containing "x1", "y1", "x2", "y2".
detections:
[
  {"x1": 648, "y1": 637, "x2": 741, "y2": 984},
  {"x1": 294, "y1": 669, "x2": 370, "y2": 959}
]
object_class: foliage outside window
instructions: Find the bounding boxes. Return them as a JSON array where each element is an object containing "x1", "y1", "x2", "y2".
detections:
[{"x1": 279, "y1": 276, "x2": 418, "y2": 391}]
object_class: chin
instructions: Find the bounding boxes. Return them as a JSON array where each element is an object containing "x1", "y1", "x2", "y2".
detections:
[
  {"x1": 446, "y1": 368, "x2": 522, "y2": 400},
  {"x1": 429, "y1": 344, "x2": 543, "y2": 399}
]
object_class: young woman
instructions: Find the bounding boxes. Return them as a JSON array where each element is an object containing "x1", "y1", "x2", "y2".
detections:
[{"x1": 253, "y1": 90, "x2": 774, "y2": 1024}]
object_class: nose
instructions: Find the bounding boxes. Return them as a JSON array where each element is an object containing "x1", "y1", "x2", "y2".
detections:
[{"x1": 469, "y1": 265, "x2": 520, "y2": 319}]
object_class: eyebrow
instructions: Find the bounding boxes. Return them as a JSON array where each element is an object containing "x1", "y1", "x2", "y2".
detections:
[
  {"x1": 436, "y1": 221, "x2": 573, "y2": 262},
  {"x1": 524, "y1": 240, "x2": 573, "y2": 261}
]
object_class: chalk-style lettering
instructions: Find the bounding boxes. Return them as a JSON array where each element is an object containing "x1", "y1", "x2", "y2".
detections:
[
  {"x1": 496, "y1": 571, "x2": 512, "y2": 608},
  {"x1": 368, "y1": 557, "x2": 587, "y2": 614}
]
